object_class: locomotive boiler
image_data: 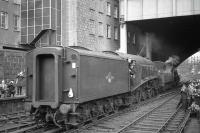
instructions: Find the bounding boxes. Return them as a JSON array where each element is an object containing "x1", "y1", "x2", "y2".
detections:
[
  {"x1": 26, "y1": 46, "x2": 179, "y2": 128},
  {"x1": 154, "y1": 61, "x2": 180, "y2": 90}
]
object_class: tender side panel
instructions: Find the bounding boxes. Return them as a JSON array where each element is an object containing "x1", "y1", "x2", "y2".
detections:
[
  {"x1": 36, "y1": 54, "x2": 55, "y2": 102},
  {"x1": 79, "y1": 56, "x2": 129, "y2": 103},
  {"x1": 26, "y1": 51, "x2": 33, "y2": 102},
  {"x1": 132, "y1": 63, "x2": 142, "y2": 88},
  {"x1": 62, "y1": 48, "x2": 79, "y2": 103}
]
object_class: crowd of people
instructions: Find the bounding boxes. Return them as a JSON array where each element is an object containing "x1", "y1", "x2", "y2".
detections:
[
  {"x1": 0, "y1": 80, "x2": 15, "y2": 98},
  {"x1": 177, "y1": 79, "x2": 200, "y2": 118},
  {"x1": 0, "y1": 71, "x2": 25, "y2": 99}
]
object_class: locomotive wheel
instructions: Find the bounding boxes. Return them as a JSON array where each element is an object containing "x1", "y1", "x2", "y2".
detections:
[{"x1": 53, "y1": 110, "x2": 65, "y2": 128}]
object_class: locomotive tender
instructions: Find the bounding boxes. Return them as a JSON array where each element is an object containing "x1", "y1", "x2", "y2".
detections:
[{"x1": 26, "y1": 46, "x2": 178, "y2": 128}]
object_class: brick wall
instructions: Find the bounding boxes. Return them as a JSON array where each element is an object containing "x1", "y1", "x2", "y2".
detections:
[
  {"x1": 77, "y1": 0, "x2": 120, "y2": 51},
  {"x1": 0, "y1": 49, "x2": 26, "y2": 81},
  {"x1": 0, "y1": 0, "x2": 21, "y2": 46},
  {"x1": 62, "y1": 0, "x2": 120, "y2": 51}
]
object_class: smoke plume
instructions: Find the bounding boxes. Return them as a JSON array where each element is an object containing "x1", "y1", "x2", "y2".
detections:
[{"x1": 165, "y1": 55, "x2": 180, "y2": 66}]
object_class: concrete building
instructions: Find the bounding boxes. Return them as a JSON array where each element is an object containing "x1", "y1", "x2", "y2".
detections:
[
  {"x1": 21, "y1": 0, "x2": 120, "y2": 51},
  {"x1": 62, "y1": 0, "x2": 120, "y2": 51},
  {"x1": 21, "y1": 0, "x2": 61, "y2": 46},
  {"x1": 0, "y1": 0, "x2": 21, "y2": 47}
]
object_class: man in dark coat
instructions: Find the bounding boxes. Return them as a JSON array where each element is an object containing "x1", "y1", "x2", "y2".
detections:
[
  {"x1": 16, "y1": 71, "x2": 25, "y2": 95},
  {"x1": 177, "y1": 83, "x2": 189, "y2": 111},
  {"x1": 7, "y1": 81, "x2": 15, "y2": 97}
]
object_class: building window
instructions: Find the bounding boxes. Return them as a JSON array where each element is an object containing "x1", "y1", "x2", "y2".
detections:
[
  {"x1": 114, "y1": 27, "x2": 118, "y2": 40},
  {"x1": 98, "y1": 38, "x2": 104, "y2": 45},
  {"x1": 106, "y1": 24, "x2": 111, "y2": 38},
  {"x1": 99, "y1": 0, "x2": 104, "y2": 13},
  {"x1": 90, "y1": 0, "x2": 96, "y2": 11},
  {"x1": 89, "y1": 19, "x2": 95, "y2": 35},
  {"x1": 13, "y1": 15, "x2": 20, "y2": 31},
  {"x1": 98, "y1": 22, "x2": 103, "y2": 37},
  {"x1": 0, "y1": 12, "x2": 8, "y2": 29},
  {"x1": 13, "y1": 0, "x2": 21, "y2": 5},
  {"x1": 106, "y1": 2, "x2": 111, "y2": 16},
  {"x1": 114, "y1": 6, "x2": 118, "y2": 18}
]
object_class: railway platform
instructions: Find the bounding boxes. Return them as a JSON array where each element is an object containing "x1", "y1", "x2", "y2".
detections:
[
  {"x1": 0, "y1": 96, "x2": 26, "y2": 115},
  {"x1": 184, "y1": 118, "x2": 200, "y2": 133}
]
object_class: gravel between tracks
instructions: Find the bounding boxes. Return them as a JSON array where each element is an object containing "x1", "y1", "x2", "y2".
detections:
[{"x1": 73, "y1": 92, "x2": 178, "y2": 133}]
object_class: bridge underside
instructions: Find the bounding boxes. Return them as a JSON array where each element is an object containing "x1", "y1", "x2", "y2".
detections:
[{"x1": 127, "y1": 15, "x2": 200, "y2": 64}]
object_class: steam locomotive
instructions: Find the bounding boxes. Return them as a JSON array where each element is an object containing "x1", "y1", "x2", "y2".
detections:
[{"x1": 26, "y1": 46, "x2": 179, "y2": 128}]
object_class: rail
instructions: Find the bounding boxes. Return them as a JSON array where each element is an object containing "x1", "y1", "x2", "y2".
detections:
[
  {"x1": 156, "y1": 106, "x2": 182, "y2": 132},
  {"x1": 68, "y1": 90, "x2": 177, "y2": 133},
  {"x1": 2, "y1": 90, "x2": 178, "y2": 133},
  {"x1": 0, "y1": 112, "x2": 34, "y2": 133},
  {"x1": 116, "y1": 94, "x2": 190, "y2": 133},
  {"x1": 116, "y1": 94, "x2": 178, "y2": 133},
  {"x1": 175, "y1": 110, "x2": 191, "y2": 133}
]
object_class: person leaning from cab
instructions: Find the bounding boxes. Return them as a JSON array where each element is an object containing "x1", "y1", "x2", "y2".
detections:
[
  {"x1": 177, "y1": 82, "x2": 189, "y2": 111},
  {"x1": 128, "y1": 59, "x2": 136, "y2": 87}
]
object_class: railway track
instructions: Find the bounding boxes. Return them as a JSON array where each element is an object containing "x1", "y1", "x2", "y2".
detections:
[
  {"x1": 0, "y1": 113, "x2": 62, "y2": 133},
  {"x1": 0, "y1": 111, "x2": 34, "y2": 133},
  {"x1": 68, "y1": 90, "x2": 179, "y2": 133},
  {"x1": 0, "y1": 111, "x2": 32, "y2": 125},
  {"x1": 161, "y1": 109, "x2": 191, "y2": 133},
  {"x1": 0, "y1": 90, "x2": 182, "y2": 133},
  {"x1": 117, "y1": 95, "x2": 190, "y2": 133},
  {"x1": 0, "y1": 111, "x2": 29, "y2": 122},
  {"x1": 8, "y1": 125, "x2": 61, "y2": 133},
  {"x1": 0, "y1": 112, "x2": 62, "y2": 133}
]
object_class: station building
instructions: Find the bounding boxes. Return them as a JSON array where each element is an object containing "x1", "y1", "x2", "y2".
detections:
[
  {"x1": 21, "y1": 0, "x2": 62, "y2": 46},
  {"x1": 0, "y1": 0, "x2": 25, "y2": 81},
  {"x1": 0, "y1": 0, "x2": 21, "y2": 46},
  {"x1": 21, "y1": 0, "x2": 120, "y2": 51}
]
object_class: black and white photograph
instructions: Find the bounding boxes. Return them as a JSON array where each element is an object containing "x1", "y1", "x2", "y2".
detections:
[{"x1": 0, "y1": 0, "x2": 200, "y2": 132}]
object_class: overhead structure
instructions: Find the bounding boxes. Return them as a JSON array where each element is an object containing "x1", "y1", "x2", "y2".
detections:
[
  {"x1": 120, "y1": 0, "x2": 200, "y2": 21},
  {"x1": 119, "y1": 0, "x2": 200, "y2": 63}
]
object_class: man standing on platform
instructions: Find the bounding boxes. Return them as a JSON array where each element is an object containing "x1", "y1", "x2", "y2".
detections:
[
  {"x1": 177, "y1": 82, "x2": 189, "y2": 112},
  {"x1": 0, "y1": 80, "x2": 7, "y2": 98}
]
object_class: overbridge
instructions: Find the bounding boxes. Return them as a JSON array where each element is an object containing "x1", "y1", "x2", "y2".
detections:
[{"x1": 119, "y1": 0, "x2": 200, "y2": 63}]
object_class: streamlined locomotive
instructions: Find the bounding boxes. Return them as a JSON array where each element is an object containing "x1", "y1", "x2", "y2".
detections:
[{"x1": 26, "y1": 46, "x2": 179, "y2": 128}]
